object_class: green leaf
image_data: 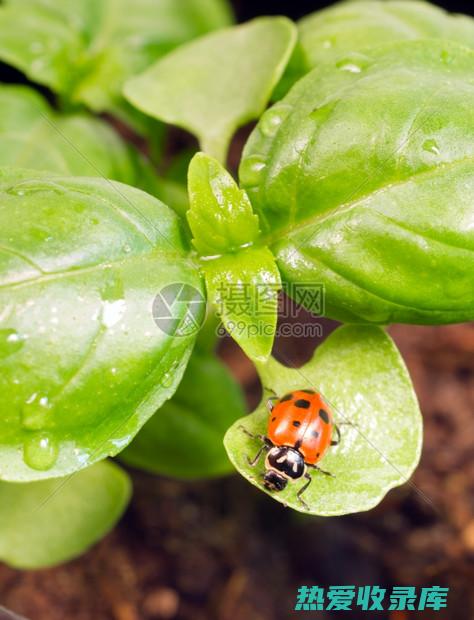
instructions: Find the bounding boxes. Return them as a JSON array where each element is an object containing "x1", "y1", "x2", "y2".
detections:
[
  {"x1": 0, "y1": 0, "x2": 232, "y2": 126},
  {"x1": 124, "y1": 17, "x2": 297, "y2": 162},
  {"x1": 0, "y1": 84, "x2": 157, "y2": 192},
  {"x1": 283, "y1": 0, "x2": 474, "y2": 93},
  {"x1": 240, "y1": 40, "x2": 474, "y2": 324},
  {"x1": 224, "y1": 325, "x2": 422, "y2": 516},
  {"x1": 203, "y1": 247, "x2": 280, "y2": 362},
  {"x1": 0, "y1": 460, "x2": 131, "y2": 569},
  {"x1": 121, "y1": 349, "x2": 246, "y2": 478},
  {"x1": 0, "y1": 168, "x2": 205, "y2": 481},
  {"x1": 187, "y1": 152, "x2": 281, "y2": 361},
  {"x1": 187, "y1": 152, "x2": 259, "y2": 256}
]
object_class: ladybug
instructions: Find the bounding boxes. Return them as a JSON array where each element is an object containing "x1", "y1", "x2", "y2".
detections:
[{"x1": 241, "y1": 389, "x2": 342, "y2": 509}]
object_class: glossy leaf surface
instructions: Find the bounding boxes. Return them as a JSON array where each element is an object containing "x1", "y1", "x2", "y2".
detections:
[
  {"x1": 203, "y1": 247, "x2": 280, "y2": 362},
  {"x1": 124, "y1": 17, "x2": 297, "y2": 161},
  {"x1": 241, "y1": 41, "x2": 474, "y2": 324},
  {"x1": 0, "y1": 169, "x2": 204, "y2": 481},
  {"x1": 0, "y1": 460, "x2": 131, "y2": 568},
  {"x1": 187, "y1": 152, "x2": 259, "y2": 256},
  {"x1": 225, "y1": 325, "x2": 422, "y2": 515},
  {"x1": 279, "y1": 0, "x2": 474, "y2": 95}
]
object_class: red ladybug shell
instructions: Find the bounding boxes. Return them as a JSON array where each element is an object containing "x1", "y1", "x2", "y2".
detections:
[{"x1": 267, "y1": 390, "x2": 333, "y2": 465}]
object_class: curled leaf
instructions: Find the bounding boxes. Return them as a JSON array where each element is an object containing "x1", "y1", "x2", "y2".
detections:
[{"x1": 225, "y1": 325, "x2": 422, "y2": 515}]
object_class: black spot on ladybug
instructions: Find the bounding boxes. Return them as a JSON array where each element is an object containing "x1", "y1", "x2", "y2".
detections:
[
  {"x1": 301, "y1": 389, "x2": 315, "y2": 394},
  {"x1": 317, "y1": 452, "x2": 320, "y2": 457},
  {"x1": 294, "y1": 399, "x2": 311, "y2": 409},
  {"x1": 280, "y1": 393, "x2": 293, "y2": 402},
  {"x1": 271, "y1": 417, "x2": 276, "y2": 422},
  {"x1": 319, "y1": 409, "x2": 330, "y2": 423},
  {"x1": 294, "y1": 439, "x2": 302, "y2": 450},
  {"x1": 311, "y1": 430, "x2": 319, "y2": 438},
  {"x1": 292, "y1": 420, "x2": 301, "y2": 428}
]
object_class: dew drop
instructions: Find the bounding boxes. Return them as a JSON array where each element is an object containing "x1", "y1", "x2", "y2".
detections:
[
  {"x1": 6, "y1": 187, "x2": 25, "y2": 197},
  {"x1": 6, "y1": 182, "x2": 62, "y2": 197},
  {"x1": 423, "y1": 138, "x2": 440, "y2": 156},
  {"x1": 335, "y1": 53, "x2": 369, "y2": 74},
  {"x1": 309, "y1": 101, "x2": 337, "y2": 125},
  {"x1": 260, "y1": 107, "x2": 286, "y2": 137},
  {"x1": 336, "y1": 60, "x2": 362, "y2": 73},
  {"x1": 0, "y1": 329, "x2": 24, "y2": 359},
  {"x1": 239, "y1": 155, "x2": 266, "y2": 187},
  {"x1": 23, "y1": 433, "x2": 59, "y2": 471},
  {"x1": 31, "y1": 226, "x2": 52, "y2": 242},
  {"x1": 21, "y1": 394, "x2": 52, "y2": 430},
  {"x1": 161, "y1": 360, "x2": 180, "y2": 387}
]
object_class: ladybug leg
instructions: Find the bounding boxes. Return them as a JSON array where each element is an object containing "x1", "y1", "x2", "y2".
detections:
[
  {"x1": 247, "y1": 443, "x2": 270, "y2": 467},
  {"x1": 330, "y1": 421, "x2": 358, "y2": 446},
  {"x1": 238, "y1": 425, "x2": 267, "y2": 443},
  {"x1": 238, "y1": 425, "x2": 271, "y2": 467},
  {"x1": 296, "y1": 473, "x2": 312, "y2": 510},
  {"x1": 331, "y1": 424, "x2": 341, "y2": 446},
  {"x1": 308, "y1": 463, "x2": 335, "y2": 478}
]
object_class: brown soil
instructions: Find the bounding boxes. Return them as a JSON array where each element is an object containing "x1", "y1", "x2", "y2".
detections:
[{"x1": 0, "y1": 322, "x2": 472, "y2": 620}]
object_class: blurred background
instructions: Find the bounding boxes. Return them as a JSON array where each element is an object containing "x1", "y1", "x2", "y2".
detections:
[{"x1": 0, "y1": 1, "x2": 473, "y2": 619}]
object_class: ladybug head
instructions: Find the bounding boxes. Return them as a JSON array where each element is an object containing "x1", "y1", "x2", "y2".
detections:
[
  {"x1": 263, "y1": 446, "x2": 305, "y2": 492},
  {"x1": 263, "y1": 469, "x2": 288, "y2": 492}
]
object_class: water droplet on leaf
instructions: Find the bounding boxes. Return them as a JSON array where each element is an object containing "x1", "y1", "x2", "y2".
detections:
[
  {"x1": 162, "y1": 360, "x2": 180, "y2": 387},
  {"x1": 336, "y1": 60, "x2": 362, "y2": 73},
  {"x1": 260, "y1": 107, "x2": 286, "y2": 137},
  {"x1": 239, "y1": 155, "x2": 266, "y2": 187},
  {"x1": 335, "y1": 53, "x2": 369, "y2": 74},
  {"x1": 423, "y1": 139, "x2": 440, "y2": 155},
  {"x1": 21, "y1": 394, "x2": 52, "y2": 430},
  {"x1": 309, "y1": 101, "x2": 337, "y2": 125},
  {"x1": 0, "y1": 329, "x2": 24, "y2": 359},
  {"x1": 23, "y1": 433, "x2": 59, "y2": 471}
]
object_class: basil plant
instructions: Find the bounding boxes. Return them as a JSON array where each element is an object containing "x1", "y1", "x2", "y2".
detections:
[{"x1": 0, "y1": 0, "x2": 471, "y2": 567}]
